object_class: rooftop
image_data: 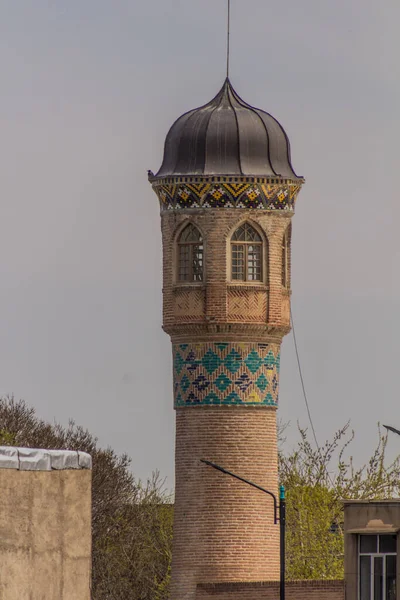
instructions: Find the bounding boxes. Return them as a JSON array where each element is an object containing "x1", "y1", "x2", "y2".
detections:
[
  {"x1": 0, "y1": 446, "x2": 92, "y2": 471},
  {"x1": 155, "y1": 78, "x2": 301, "y2": 180}
]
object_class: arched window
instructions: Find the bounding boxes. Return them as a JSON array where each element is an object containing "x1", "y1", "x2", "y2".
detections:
[
  {"x1": 177, "y1": 224, "x2": 204, "y2": 282},
  {"x1": 231, "y1": 223, "x2": 263, "y2": 282},
  {"x1": 282, "y1": 225, "x2": 291, "y2": 288}
]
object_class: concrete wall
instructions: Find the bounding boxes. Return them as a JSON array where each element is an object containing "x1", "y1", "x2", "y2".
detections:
[
  {"x1": 0, "y1": 447, "x2": 92, "y2": 600},
  {"x1": 196, "y1": 580, "x2": 345, "y2": 599}
]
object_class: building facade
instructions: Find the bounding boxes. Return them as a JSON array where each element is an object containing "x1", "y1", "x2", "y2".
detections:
[
  {"x1": 149, "y1": 79, "x2": 304, "y2": 599},
  {"x1": 344, "y1": 499, "x2": 399, "y2": 600}
]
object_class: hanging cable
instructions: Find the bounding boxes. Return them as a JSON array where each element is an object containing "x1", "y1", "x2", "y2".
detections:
[
  {"x1": 290, "y1": 305, "x2": 320, "y2": 451},
  {"x1": 290, "y1": 306, "x2": 337, "y2": 487}
]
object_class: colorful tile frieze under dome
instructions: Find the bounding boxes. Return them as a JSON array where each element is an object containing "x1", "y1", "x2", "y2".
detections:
[
  {"x1": 173, "y1": 342, "x2": 280, "y2": 408},
  {"x1": 152, "y1": 178, "x2": 302, "y2": 212}
]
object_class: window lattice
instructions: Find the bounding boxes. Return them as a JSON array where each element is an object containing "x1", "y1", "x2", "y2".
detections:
[
  {"x1": 231, "y1": 223, "x2": 263, "y2": 282},
  {"x1": 232, "y1": 223, "x2": 262, "y2": 243},
  {"x1": 282, "y1": 225, "x2": 291, "y2": 288},
  {"x1": 178, "y1": 224, "x2": 203, "y2": 282}
]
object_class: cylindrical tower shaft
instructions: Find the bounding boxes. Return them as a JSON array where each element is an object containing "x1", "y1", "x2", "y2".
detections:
[
  {"x1": 149, "y1": 78, "x2": 304, "y2": 600},
  {"x1": 172, "y1": 407, "x2": 279, "y2": 598}
]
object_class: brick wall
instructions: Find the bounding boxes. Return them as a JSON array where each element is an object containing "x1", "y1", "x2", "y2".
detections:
[
  {"x1": 161, "y1": 208, "x2": 292, "y2": 335},
  {"x1": 196, "y1": 580, "x2": 345, "y2": 600},
  {"x1": 160, "y1": 205, "x2": 295, "y2": 600},
  {"x1": 171, "y1": 407, "x2": 280, "y2": 599}
]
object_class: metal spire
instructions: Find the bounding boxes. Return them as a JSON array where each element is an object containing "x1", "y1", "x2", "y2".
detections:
[{"x1": 227, "y1": 0, "x2": 231, "y2": 78}]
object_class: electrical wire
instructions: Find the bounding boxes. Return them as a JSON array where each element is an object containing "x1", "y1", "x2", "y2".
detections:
[
  {"x1": 290, "y1": 305, "x2": 337, "y2": 489},
  {"x1": 290, "y1": 305, "x2": 320, "y2": 451}
]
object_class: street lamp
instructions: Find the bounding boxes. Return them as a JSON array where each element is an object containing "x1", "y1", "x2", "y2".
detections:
[
  {"x1": 200, "y1": 459, "x2": 286, "y2": 600},
  {"x1": 383, "y1": 425, "x2": 400, "y2": 437}
]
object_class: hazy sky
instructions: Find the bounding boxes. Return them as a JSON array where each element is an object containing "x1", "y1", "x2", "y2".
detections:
[{"x1": 1, "y1": 0, "x2": 399, "y2": 486}]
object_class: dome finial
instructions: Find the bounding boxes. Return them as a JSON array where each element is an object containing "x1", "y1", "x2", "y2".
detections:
[{"x1": 226, "y1": 0, "x2": 231, "y2": 78}]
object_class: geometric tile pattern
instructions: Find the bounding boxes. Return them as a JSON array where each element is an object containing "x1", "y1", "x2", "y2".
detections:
[
  {"x1": 152, "y1": 178, "x2": 303, "y2": 212},
  {"x1": 173, "y1": 342, "x2": 281, "y2": 407}
]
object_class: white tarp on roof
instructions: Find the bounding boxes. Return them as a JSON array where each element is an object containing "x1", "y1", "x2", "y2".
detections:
[{"x1": 0, "y1": 446, "x2": 92, "y2": 471}]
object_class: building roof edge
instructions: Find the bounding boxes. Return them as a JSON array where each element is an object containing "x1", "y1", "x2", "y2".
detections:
[{"x1": 0, "y1": 446, "x2": 92, "y2": 471}]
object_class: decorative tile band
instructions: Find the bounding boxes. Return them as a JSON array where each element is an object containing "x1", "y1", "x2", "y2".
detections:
[
  {"x1": 173, "y1": 342, "x2": 280, "y2": 408},
  {"x1": 153, "y1": 179, "x2": 302, "y2": 212}
]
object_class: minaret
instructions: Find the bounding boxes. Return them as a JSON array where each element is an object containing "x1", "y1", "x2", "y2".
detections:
[{"x1": 149, "y1": 79, "x2": 304, "y2": 600}]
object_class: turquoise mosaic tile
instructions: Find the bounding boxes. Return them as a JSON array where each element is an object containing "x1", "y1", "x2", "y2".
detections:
[
  {"x1": 264, "y1": 351, "x2": 276, "y2": 368},
  {"x1": 173, "y1": 343, "x2": 281, "y2": 408},
  {"x1": 216, "y1": 343, "x2": 229, "y2": 351},
  {"x1": 245, "y1": 350, "x2": 263, "y2": 374},
  {"x1": 215, "y1": 373, "x2": 232, "y2": 392},
  {"x1": 181, "y1": 376, "x2": 191, "y2": 393},
  {"x1": 175, "y1": 352, "x2": 185, "y2": 375},
  {"x1": 204, "y1": 392, "x2": 221, "y2": 404},
  {"x1": 224, "y1": 349, "x2": 242, "y2": 374},
  {"x1": 202, "y1": 349, "x2": 222, "y2": 374},
  {"x1": 256, "y1": 374, "x2": 268, "y2": 393},
  {"x1": 224, "y1": 391, "x2": 241, "y2": 404}
]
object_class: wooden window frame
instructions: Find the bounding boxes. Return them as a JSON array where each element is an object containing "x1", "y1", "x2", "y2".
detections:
[
  {"x1": 281, "y1": 223, "x2": 291, "y2": 289},
  {"x1": 177, "y1": 224, "x2": 204, "y2": 283},
  {"x1": 231, "y1": 223, "x2": 264, "y2": 283}
]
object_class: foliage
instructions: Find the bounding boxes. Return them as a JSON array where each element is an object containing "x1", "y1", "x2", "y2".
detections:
[
  {"x1": 279, "y1": 422, "x2": 400, "y2": 580},
  {"x1": 3, "y1": 393, "x2": 400, "y2": 588},
  {"x1": 0, "y1": 396, "x2": 172, "y2": 600}
]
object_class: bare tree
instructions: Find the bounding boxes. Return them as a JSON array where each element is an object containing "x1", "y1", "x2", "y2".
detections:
[{"x1": 0, "y1": 396, "x2": 172, "y2": 600}]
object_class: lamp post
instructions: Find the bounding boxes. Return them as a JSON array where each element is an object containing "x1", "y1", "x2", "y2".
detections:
[
  {"x1": 200, "y1": 459, "x2": 286, "y2": 600},
  {"x1": 383, "y1": 424, "x2": 400, "y2": 437}
]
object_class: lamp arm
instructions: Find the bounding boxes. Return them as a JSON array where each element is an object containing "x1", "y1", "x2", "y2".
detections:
[{"x1": 200, "y1": 459, "x2": 279, "y2": 524}]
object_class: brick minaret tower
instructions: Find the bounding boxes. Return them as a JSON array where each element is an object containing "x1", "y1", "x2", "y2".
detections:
[{"x1": 149, "y1": 79, "x2": 304, "y2": 600}]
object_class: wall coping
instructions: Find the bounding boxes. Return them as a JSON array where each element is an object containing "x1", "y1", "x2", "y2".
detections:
[
  {"x1": 343, "y1": 499, "x2": 400, "y2": 505},
  {"x1": 197, "y1": 580, "x2": 345, "y2": 591},
  {"x1": 0, "y1": 446, "x2": 92, "y2": 471}
]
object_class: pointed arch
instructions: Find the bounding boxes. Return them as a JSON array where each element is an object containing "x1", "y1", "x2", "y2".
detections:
[
  {"x1": 230, "y1": 222, "x2": 264, "y2": 282},
  {"x1": 177, "y1": 223, "x2": 204, "y2": 282}
]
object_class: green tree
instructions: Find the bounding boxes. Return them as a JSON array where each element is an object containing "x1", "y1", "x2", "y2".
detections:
[
  {"x1": 279, "y1": 423, "x2": 400, "y2": 580},
  {"x1": 3, "y1": 393, "x2": 400, "y2": 590}
]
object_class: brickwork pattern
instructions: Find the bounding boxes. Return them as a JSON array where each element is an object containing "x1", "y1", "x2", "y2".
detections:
[
  {"x1": 173, "y1": 342, "x2": 280, "y2": 407},
  {"x1": 157, "y1": 189, "x2": 298, "y2": 599},
  {"x1": 174, "y1": 287, "x2": 206, "y2": 322},
  {"x1": 227, "y1": 287, "x2": 267, "y2": 323},
  {"x1": 171, "y1": 408, "x2": 280, "y2": 600},
  {"x1": 196, "y1": 580, "x2": 345, "y2": 600},
  {"x1": 161, "y1": 209, "x2": 292, "y2": 334}
]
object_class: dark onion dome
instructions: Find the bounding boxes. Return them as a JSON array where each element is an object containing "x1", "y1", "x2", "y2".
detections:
[{"x1": 155, "y1": 78, "x2": 301, "y2": 180}]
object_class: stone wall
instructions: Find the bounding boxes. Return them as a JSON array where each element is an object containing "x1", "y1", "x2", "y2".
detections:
[
  {"x1": 0, "y1": 446, "x2": 92, "y2": 600},
  {"x1": 197, "y1": 580, "x2": 345, "y2": 600}
]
